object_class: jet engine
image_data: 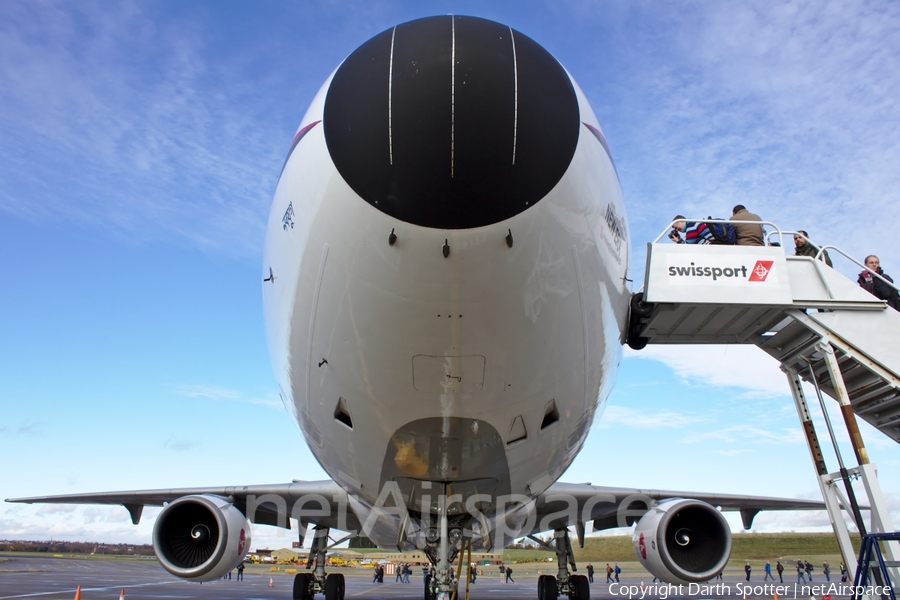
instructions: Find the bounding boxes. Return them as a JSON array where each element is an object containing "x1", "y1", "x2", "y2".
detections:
[
  {"x1": 632, "y1": 499, "x2": 731, "y2": 584},
  {"x1": 152, "y1": 494, "x2": 251, "y2": 582}
]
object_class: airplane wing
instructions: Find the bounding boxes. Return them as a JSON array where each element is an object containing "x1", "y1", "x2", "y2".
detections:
[
  {"x1": 529, "y1": 481, "x2": 829, "y2": 542},
  {"x1": 9, "y1": 479, "x2": 830, "y2": 550},
  {"x1": 6, "y1": 480, "x2": 359, "y2": 536}
]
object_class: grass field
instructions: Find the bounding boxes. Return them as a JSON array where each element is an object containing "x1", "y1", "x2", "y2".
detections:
[
  {"x1": 570, "y1": 532, "x2": 860, "y2": 563},
  {"x1": 0, "y1": 532, "x2": 859, "y2": 578}
]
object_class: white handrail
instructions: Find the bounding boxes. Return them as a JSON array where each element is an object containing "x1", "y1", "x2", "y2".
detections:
[
  {"x1": 766, "y1": 229, "x2": 831, "y2": 254},
  {"x1": 816, "y1": 245, "x2": 900, "y2": 295},
  {"x1": 653, "y1": 218, "x2": 782, "y2": 245}
]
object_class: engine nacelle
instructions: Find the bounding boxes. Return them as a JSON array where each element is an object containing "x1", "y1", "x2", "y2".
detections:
[
  {"x1": 632, "y1": 499, "x2": 731, "y2": 584},
  {"x1": 152, "y1": 494, "x2": 251, "y2": 582}
]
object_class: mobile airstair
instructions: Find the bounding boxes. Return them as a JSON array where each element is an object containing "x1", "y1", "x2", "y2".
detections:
[{"x1": 627, "y1": 221, "x2": 900, "y2": 585}]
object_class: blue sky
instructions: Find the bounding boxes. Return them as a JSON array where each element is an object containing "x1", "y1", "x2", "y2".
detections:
[{"x1": 1, "y1": 0, "x2": 898, "y2": 550}]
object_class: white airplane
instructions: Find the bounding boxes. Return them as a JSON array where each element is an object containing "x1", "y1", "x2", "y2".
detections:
[{"x1": 8, "y1": 15, "x2": 824, "y2": 600}]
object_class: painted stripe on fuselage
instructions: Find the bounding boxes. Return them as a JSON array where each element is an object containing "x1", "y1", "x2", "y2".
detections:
[
  {"x1": 279, "y1": 120, "x2": 322, "y2": 178},
  {"x1": 582, "y1": 122, "x2": 618, "y2": 176}
]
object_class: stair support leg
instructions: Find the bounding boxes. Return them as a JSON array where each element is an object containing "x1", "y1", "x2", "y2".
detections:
[
  {"x1": 819, "y1": 342, "x2": 870, "y2": 465},
  {"x1": 811, "y1": 344, "x2": 897, "y2": 591},
  {"x1": 784, "y1": 368, "x2": 858, "y2": 579}
]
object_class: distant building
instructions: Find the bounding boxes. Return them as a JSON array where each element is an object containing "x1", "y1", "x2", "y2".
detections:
[
  {"x1": 249, "y1": 548, "x2": 274, "y2": 563},
  {"x1": 271, "y1": 548, "x2": 305, "y2": 563}
]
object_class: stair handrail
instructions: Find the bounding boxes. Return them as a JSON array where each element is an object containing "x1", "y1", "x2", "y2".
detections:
[
  {"x1": 770, "y1": 230, "x2": 836, "y2": 299},
  {"x1": 816, "y1": 245, "x2": 900, "y2": 296},
  {"x1": 652, "y1": 218, "x2": 782, "y2": 244},
  {"x1": 764, "y1": 230, "x2": 900, "y2": 298},
  {"x1": 767, "y1": 230, "x2": 829, "y2": 255}
]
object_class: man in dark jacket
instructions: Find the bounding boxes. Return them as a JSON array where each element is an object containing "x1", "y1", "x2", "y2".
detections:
[
  {"x1": 794, "y1": 231, "x2": 833, "y2": 267},
  {"x1": 859, "y1": 255, "x2": 900, "y2": 311},
  {"x1": 730, "y1": 205, "x2": 764, "y2": 246}
]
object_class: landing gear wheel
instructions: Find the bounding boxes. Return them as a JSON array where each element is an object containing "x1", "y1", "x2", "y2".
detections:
[
  {"x1": 293, "y1": 573, "x2": 312, "y2": 600},
  {"x1": 325, "y1": 573, "x2": 345, "y2": 600},
  {"x1": 570, "y1": 574, "x2": 590, "y2": 599},
  {"x1": 539, "y1": 574, "x2": 558, "y2": 600},
  {"x1": 424, "y1": 573, "x2": 436, "y2": 600},
  {"x1": 538, "y1": 574, "x2": 548, "y2": 600}
]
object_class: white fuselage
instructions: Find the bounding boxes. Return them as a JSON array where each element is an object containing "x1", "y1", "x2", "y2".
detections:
[{"x1": 262, "y1": 71, "x2": 630, "y2": 545}]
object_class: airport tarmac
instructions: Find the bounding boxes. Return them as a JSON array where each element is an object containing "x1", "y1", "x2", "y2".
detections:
[{"x1": 0, "y1": 555, "x2": 856, "y2": 600}]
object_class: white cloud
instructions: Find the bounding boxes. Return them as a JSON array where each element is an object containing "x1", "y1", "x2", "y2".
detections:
[
  {"x1": 0, "y1": 3, "x2": 288, "y2": 258},
  {"x1": 609, "y1": 1, "x2": 900, "y2": 285},
  {"x1": 175, "y1": 384, "x2": 282, "y2": 409},
  {"x1": 0, "y1": 422, "x2": 41, "y2": 436},
  {"x1": 83, "y1": 506, "x2": 131, "y2": 525},
  {"x1": 164, "y1": 436, "x2": 198, "y2": 452},
  {"x1": 174, "y1": 384, "x2": 242, "y2": 401},
  {"x1": 596, "y1": 404, "x2": 710, "y2": 429},
  {"x1": 626, "y1": 345, "x2": 788, "y2": 397},
  {"x1": 682, "y1": 425, "x2": 803, "y2": 445},
  {"x1": 36, "y1": 505, "x2": 77, "y2": 515},
  {"x1": 714, "y1": 449, "x2": 754, "y2": 457}
]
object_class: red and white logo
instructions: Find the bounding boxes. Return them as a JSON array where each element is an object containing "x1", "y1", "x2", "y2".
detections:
[
  {"x1": 238, "y1": 529, "x2": 246, "y2": 555},
  {"x1": 638, "y1": 532, "x2": 647, "y2": 559},
  {"x1": 748, "y1": 260, "x2": 774, "y2": 282}
]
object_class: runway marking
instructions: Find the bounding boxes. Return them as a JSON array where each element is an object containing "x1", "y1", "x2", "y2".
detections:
[{"x1": 0, "y1": 580, "x2": 179, "y2": 599}]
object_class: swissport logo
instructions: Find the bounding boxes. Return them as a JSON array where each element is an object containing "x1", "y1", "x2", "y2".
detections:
[
  {"x1": 667, "y1": 259, "x2": 776, "y2": 284},
  {"x1": 748, "y1": 260, "x2": 774, "y2": 282}
]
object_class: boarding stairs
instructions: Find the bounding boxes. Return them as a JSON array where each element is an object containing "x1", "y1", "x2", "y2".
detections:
[
  {"x1": 627, "y1": 222, "x2": 900, "y2": 587},
  {"x1": 628, "y1": 223, "x2": 900, "y2": 444}
]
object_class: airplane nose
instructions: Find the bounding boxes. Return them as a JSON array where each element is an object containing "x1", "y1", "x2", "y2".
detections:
[{"x1": 323, "y1": 15, "x2": 580, "y2": 230}]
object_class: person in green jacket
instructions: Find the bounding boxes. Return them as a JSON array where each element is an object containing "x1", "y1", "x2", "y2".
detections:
[{"x1": 794, "y1": 230, "x2": 833, "y2": 267}]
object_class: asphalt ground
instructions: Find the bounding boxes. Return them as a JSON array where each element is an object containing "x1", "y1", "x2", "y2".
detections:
[{"x1": 0, "y1": 556, "x2": 857, "y2": 600}]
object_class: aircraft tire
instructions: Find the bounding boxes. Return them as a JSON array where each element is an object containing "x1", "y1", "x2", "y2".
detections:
[
  {"x1": 424, "y1": 573, "x2": 435, "y2": 600},
  {"x1": 570, "y1": 574, "x2": 590, "y2": 599},
  {"x1": 293, "y1": 573, "x2": 312, "y2": 600},
  {"x1": 325, "y1": 573, "x2": 344, "y2": 600},
  {"x1": 539, "y1": 574, "x2": 558, "y2": 600}
]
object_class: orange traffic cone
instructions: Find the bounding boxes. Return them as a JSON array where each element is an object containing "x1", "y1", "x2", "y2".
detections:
[
  {"x1": 119, "y1": 589, "x2": 125, "y2": 600},
  {"x1": 640, "y1": 579, "x2": 645, "y2": 590},
  {"x1": 774, "y1": 593, "x2": 779, "y2": 600},
  {"x1": 73, "y1": 586, "x2": 81, "y2": 600},
  {"x1": 269, "y1": 576, "x2": 274, "y2": 587}
]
